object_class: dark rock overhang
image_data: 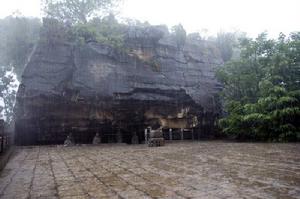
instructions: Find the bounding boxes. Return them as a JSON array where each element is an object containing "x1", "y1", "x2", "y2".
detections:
[{"x1": 14, "y1": 19, "x2": 223, "y2": 145}]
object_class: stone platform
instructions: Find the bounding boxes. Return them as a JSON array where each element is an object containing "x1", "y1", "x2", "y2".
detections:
[{"x1": 0, "y1": 142, "x2": 299, "y2": 199}]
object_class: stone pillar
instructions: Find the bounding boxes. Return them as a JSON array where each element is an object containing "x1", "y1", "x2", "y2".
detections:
[
  {"x1": 169, "y1": 128, "x2": 173, "y2": 140},
  {"x1": 144, "y1": 129, "x2": 148, "y2": 143},
  {"x1": 192, "y1": 128, "x2": 194, "y2": 141},
  {"x1": 116, "y1": 128, "x2": 122, "y2": 143},
  {"x1": 180, "y1": 128, "x2": 184, "y2": 140}
]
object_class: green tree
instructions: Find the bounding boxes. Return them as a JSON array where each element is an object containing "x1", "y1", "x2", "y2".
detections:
[
  {"x1": 42, "y1": 0, "x2": 119, "y2": 24},
  {"x1": 187, "y1": 32, "x2": 202, "y2": 42},
  {"x1": 217, "y1": 32, "x2": 300, "y2": 141},
  {"x1": 216, "y1": 32, "x2": 234, "y2": 62},
  {"x1": 0, "y1": 66, "x2": 17, "y2": 124},
  {"x1": 69, "y1": 14, "x2": 125, "y2": 48},
  {"x1": 0, "y1": 15, "x2": 40, "y2": 124}
]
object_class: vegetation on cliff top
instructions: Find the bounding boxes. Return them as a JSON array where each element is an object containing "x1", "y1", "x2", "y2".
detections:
[{"x1": 42, "y1": 0, "x2": 120, "y2": 24}]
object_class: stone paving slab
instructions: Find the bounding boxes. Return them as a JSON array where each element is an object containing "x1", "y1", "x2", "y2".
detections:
[{"x1": 0, "y1": 142, "x2": 299, "y2": 199}]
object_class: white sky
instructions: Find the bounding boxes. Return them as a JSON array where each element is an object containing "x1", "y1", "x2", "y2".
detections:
[{"x1": 0, "y1": 0, "x2": 299, "y2": 38}]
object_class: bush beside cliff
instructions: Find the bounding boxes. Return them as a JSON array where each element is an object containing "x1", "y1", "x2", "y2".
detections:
[{"x1": 217, "y1": 32, "x2": 300, "y2": 142}]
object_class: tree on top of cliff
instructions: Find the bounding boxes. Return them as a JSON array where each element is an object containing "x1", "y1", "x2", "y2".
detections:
[
  {"x1": 42, "y1": 0, "x2": 120, "y2": 24},
  {"x1": 171, "y1": 24, "x2": 187, "y2": 49}
]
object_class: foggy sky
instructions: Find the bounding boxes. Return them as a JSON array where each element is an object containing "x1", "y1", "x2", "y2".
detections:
[{"x1": 0, "y1": 0, "x2": 299, "y2": 38}]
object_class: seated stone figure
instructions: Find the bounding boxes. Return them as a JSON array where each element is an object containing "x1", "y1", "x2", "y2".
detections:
[
  {"x1": 64, "y1": 134, "x2": 75, "y2": 146},
  {"x1": 92, "y1": 133, "x2": 101, "y2": 144}
]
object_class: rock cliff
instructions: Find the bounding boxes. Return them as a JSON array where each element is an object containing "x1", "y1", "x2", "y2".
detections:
[{"x1": 15, "y1": 19, "x2": 223, "y2": 145}]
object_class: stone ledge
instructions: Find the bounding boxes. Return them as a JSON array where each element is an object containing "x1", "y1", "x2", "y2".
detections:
[{"x1": 0, "y1": 146, "x2": 14, "y2": 171}]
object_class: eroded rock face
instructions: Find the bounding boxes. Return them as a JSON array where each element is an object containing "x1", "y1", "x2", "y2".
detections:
[{"x1": 15, "y1": 19, "x2": 223, "y2": 145}]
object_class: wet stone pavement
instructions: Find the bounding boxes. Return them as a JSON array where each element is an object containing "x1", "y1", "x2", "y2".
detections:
[{"x1": 0, "y1": 141, "x2": 299, "y2": 199}]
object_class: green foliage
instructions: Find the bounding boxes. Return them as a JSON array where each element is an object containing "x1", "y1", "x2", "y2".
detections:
[
  {"x1": 42, "y1": 0, "x2": 119, "y2": 24},
  {"x1": 187, "y1": 32, "x2": 202, "y2": 42},
  {"x1": 0, "y1": 15, "x2": 40, "y2": 123},
  {"x1": 69, "y1": 14, "x2": 125, "y2": 48},
  {"x1": 70, "y1": 23, "x2": 99, "y2": 44},
  {"x1": 0, "y1": 66, "x2": 17, "y2": 124},
  {"x1": 218, "y1": 32, "x2": 300, "y2": 142},
  {"x1": 215, "y1": 32, "x2": 236, "y2": 62},
  {"x1": 88, "y1": 14, "x2": 125, "y2": 48},
  {"x1": 209, "y1": 31, "x2": 246, "y2": 62}
]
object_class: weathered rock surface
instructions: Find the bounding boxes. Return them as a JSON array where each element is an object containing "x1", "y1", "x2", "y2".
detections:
[{"x1": 15, "y1": 19, "x2": 223, "y2": 145}]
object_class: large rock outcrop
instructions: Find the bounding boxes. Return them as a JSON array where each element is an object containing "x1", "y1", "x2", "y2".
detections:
[{"x1": 15, "y1": 19, "x2": 223, "y2": 145}]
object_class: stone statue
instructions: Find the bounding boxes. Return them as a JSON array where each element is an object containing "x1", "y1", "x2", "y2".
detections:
[
  {"x1": 64, "y1": 134, "x2": 75, "y2": 146},
  {"x1": 92, "y1": 133, "x2": 101, "y2": 144}
]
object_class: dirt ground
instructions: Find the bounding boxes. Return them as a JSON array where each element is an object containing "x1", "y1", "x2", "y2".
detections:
[{"x1": 0, "y1": 141, "x2": 299, "y2": 199}]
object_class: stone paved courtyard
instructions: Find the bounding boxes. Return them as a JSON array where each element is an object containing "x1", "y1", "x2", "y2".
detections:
[{"x1": 0, "y1": 141, "x2": 299, "y2": 199}]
